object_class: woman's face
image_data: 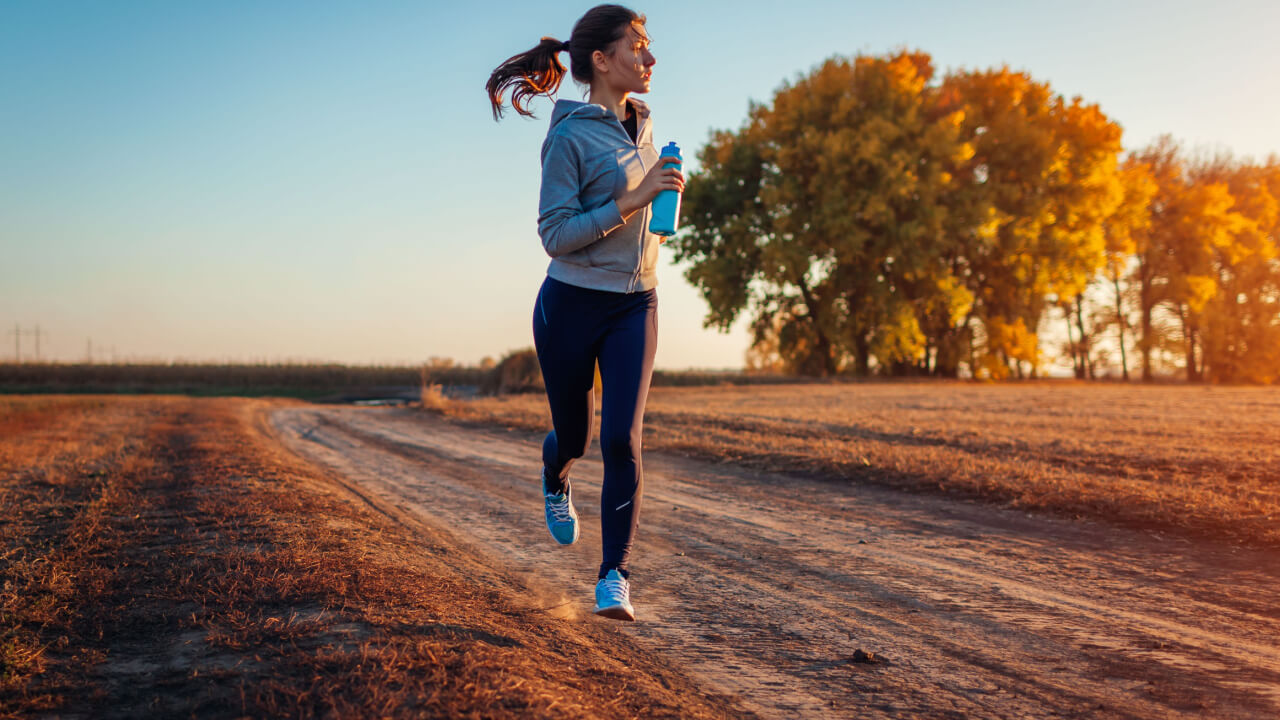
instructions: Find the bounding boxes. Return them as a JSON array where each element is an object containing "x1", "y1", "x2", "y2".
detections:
[{"x1": 598, "y1": 23, "x2": 655, "y2": 94}]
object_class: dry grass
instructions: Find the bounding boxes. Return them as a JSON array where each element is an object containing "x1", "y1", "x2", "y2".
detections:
[
  {"x1": 439, "y1": 382, "x2": 1280, "y2": 548},
  {"x1": 419, "y1": 383, "x2": 451, "y2": 412},
  {"x1": 0, "y1": 395, "x2": 745, "y2": 719},
  {"x1": 0, "y1": 361, "x2": 452, "y2": 397}
]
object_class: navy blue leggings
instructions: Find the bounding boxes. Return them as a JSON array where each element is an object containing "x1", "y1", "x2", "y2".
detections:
[{"x1": 532, "y1": 276, "x2": 658, "y2": 579}]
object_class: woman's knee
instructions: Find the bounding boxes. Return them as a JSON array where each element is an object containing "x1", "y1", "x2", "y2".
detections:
[{"x1": 599, "y1": 426, "x2": 641, "y2": 465}]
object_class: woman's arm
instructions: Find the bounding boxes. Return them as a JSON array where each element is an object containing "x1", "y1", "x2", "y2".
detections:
[
  {"x1": 537, "y1": 133, "x2": 626, "y2": 258},
  {"x1": 536, "y1": 131, "x2": 686, "y2": 258}
]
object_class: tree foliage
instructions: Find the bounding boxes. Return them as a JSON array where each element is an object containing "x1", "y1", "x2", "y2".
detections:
[
  {"x1": 673, "y1": 52, "x2": 972, "y2": 376},
  {"x1": 675, "y1": 50, "x2": 1279, "y2": 383}
]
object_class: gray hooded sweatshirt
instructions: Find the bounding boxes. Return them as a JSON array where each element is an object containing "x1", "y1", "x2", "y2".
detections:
[{"x1": 537, "y1": 98, "x2": 661, "y2": 293}]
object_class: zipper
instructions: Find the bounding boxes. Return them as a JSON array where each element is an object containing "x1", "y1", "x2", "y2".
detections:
[
  {"x1": 608, "y1": 101, "x2": 647, "y2": 294},
  {"x1": 630, "y1": 204, "x2": 648, "y2": 293},
  {"x1": 629, "y1": 130, "x2": 648, "y2": 293}
]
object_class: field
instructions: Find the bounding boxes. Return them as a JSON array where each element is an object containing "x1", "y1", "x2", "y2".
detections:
[
  {"x1": 274, "y1": 392, "x2": 1280, "y2": 718},
  {"x1": 439, "y1": 382, "x2": 1280, "y2": 548},
  {"x1": 0, "y1": 396, "x2": 739, "y2": 719},
  {"x1": 0, "y1": 362, "x2": 446, "y2": 398},
  {"x1": 0, "y1": 361, "x2": 789, "y2": 398},
  {"x1": 3, "y1": 384, "x2": 1278, "y2": 718}
]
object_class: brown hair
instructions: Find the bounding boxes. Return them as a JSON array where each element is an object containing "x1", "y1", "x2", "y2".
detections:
[{"x1": 486, "y1": 4, "x2": 646, "y2": 120}]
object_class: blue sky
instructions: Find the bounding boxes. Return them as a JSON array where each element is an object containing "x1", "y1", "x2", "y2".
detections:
[{"x1": 2, "y1": 0, "x2": 1277, "y2": 367}]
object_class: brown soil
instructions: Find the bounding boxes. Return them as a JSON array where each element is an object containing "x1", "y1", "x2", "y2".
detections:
[
  {"x1": 0, "y1": 396, "x2": 748, "y2": 719},
  {"x1": 441, "y1": 382, "x2": 1280, "y2": 547},
  {"x1": 272, "y1": 403, "x2": 1280, "y2": 719}
]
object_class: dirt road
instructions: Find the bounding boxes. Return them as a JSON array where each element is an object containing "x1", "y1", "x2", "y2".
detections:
[{"x1": 270, "y1": 405, "x2": 1280, "y2": 719}]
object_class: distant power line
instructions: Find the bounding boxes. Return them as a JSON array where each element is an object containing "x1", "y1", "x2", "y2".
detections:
[{"x1": 6, "y1": 324, "x2": 50, "y2": 362}]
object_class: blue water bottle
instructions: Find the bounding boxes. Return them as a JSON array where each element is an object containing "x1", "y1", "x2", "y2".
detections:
[{"x1": 648, "y1": 141, "x2": 682, "y2": 236}]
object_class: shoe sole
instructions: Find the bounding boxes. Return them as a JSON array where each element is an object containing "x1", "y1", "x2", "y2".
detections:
[{"x1": 593, "y1": 604, "x2": 636, "y2": 621}]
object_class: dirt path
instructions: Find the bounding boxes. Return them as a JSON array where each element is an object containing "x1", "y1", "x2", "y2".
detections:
[{"x1": 270, "y1": 405, "x2": 1280, "y2": 719}]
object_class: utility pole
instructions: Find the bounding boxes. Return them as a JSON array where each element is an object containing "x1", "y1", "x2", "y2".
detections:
[{"x1": 6, "y1": 325, "x2": 50, "y2": 362}]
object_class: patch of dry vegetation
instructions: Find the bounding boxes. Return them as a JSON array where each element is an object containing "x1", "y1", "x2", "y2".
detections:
[
  {"x1": 0, "y1": 361, "x2": 454, "y2": 397},
  {"x1": 437, "y1": 382, "x2": 1280, "y2": 547},
  {"x1": 0, "y1": 396, "x2": 745, "y2": 719}
]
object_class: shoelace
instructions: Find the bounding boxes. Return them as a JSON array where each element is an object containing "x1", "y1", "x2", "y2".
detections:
[
  {"x1": 599, "y1": 576, "x2": 629, "y2": 602},
  {"x1": 547, "y1": 493, "x2": 575, "y2": 523}
]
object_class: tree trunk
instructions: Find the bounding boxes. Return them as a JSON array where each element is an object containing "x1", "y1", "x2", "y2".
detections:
[
  {"x1": 1112, "y1": 269, "x2": 1129, "y2": 381},
  {"x1": 1178, "y1": 304, "x2": 1200, "y2": 382},
  {"x1": 1138, "y1": 259, "x2": 1155, "y2": 382},
  {"x1": 1030, "y1": 312, "x2": 1045, "y2": 379},
  {"x1": 1075, "y1": 294, "x2": 1093, "y2": 380},
  {"x1": 794, "y1": 275, "x2": 836, "y2": 377},
  {"x1": 814, "y1": 331, "x2": 835, "y2": 378},
  {"x1": 930, "y1": 325, "x2": 961, "y2": 377},
  {"x1": 965, "y1": 315, "x2": 977, "y2": 379},
  {"x1": 1065, "y1": 306, "x2": 1082, "y2": 378},
  {"x1": 1182, "y1": 319, "x2": 1192, "y2": 381},
  {"x1": 854, "y1": 333, "x2": 871, "y2": 376}
]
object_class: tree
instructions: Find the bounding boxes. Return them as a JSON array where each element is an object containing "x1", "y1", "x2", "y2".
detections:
[
  {"x1": 1165, "y1": 178, "x2": 1238, "y2": 380},
  {"x1": 936, "y1": 68, "x2": 1124, "y2": 378},
  {"x1": 1101, "y1": 159, "x2": 1157, "y2": 379},
  {"x1": 1196, "y1": 157, "x2": 1280, "y2": 382},
  {"x1": 481, "y1": 348, "x2": 543, "y2": 395},
  {"x1": 676, "y1": 52, "x2": 1278, "y2": 384},
  {"x1": 673, "y1": 51, "x2": 971, "y2": 376},
  {"x1": 1128, "y1": 136, "x2": 1183, "y2": 381}
]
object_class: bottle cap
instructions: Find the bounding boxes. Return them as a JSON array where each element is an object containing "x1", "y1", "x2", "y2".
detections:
[{"x1": 660, "y1": 141, "x2": 681, "y2": 161}]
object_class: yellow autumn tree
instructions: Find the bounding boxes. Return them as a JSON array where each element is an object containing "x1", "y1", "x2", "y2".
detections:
[
  {"x1": 1128, "y1": 136, "x2": 1184, "y2": 380},
  {"x1": 676, "y1": 53, "x2": 1276, "y2": 384},
  {"x1": 1196, "y1": 157, "x2": 1280, "y2": 382},
  {"x1": 936, "y1": 68, "x2": 1124, "y2": 378},
  {"x1": 1165, "y1": 178, "x2": 1240, "y2": 379},
  {"x1": 1100, "y1": 159, "x2": 1157, "y2": 379},
  {"x1": 674, "y1": 51, "x2": 972, "y2": 376}
]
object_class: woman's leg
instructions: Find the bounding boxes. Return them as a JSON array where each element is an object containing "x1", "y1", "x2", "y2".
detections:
[
  {"x1": 532, "y1": 278, "x2": 596, "y2": 494},
  {"x1": 595, "y1": 290, "x2": 658, "y2": 579}
]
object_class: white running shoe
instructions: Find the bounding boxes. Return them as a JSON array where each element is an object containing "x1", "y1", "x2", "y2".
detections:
[{"x1": 593, "y1": 569, "x2": 635, "y2": 621}]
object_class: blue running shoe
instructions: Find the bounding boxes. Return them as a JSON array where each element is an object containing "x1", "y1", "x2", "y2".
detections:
[
  {"x1": 593, "y1": 569, "x2": 635, "y2": 621},
  {"x1": 542, "y1": 470, "x2": 579, "y2": 545}
]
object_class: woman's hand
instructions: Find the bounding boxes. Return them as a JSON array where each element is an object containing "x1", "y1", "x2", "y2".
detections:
[{"x1": 617, "y1": 161, "x2": 684, "y2": 219}]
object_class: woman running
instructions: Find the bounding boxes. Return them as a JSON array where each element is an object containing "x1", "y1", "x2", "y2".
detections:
[{"x1": 486, "y1": 4, "x2": 681, "y2": 621}]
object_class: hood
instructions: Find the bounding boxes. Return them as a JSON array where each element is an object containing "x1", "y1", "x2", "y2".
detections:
[{"x1": 548, "y1": 97, "x2": 650, "y2": 132}]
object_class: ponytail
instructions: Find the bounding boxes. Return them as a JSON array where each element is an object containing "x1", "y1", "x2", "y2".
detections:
[
  {"x1": 486, "y1": 37, "x2": 569, "y2": 120},
  {"x1": 486, "y1": 4, "x2": 646, "y2": 121}
]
